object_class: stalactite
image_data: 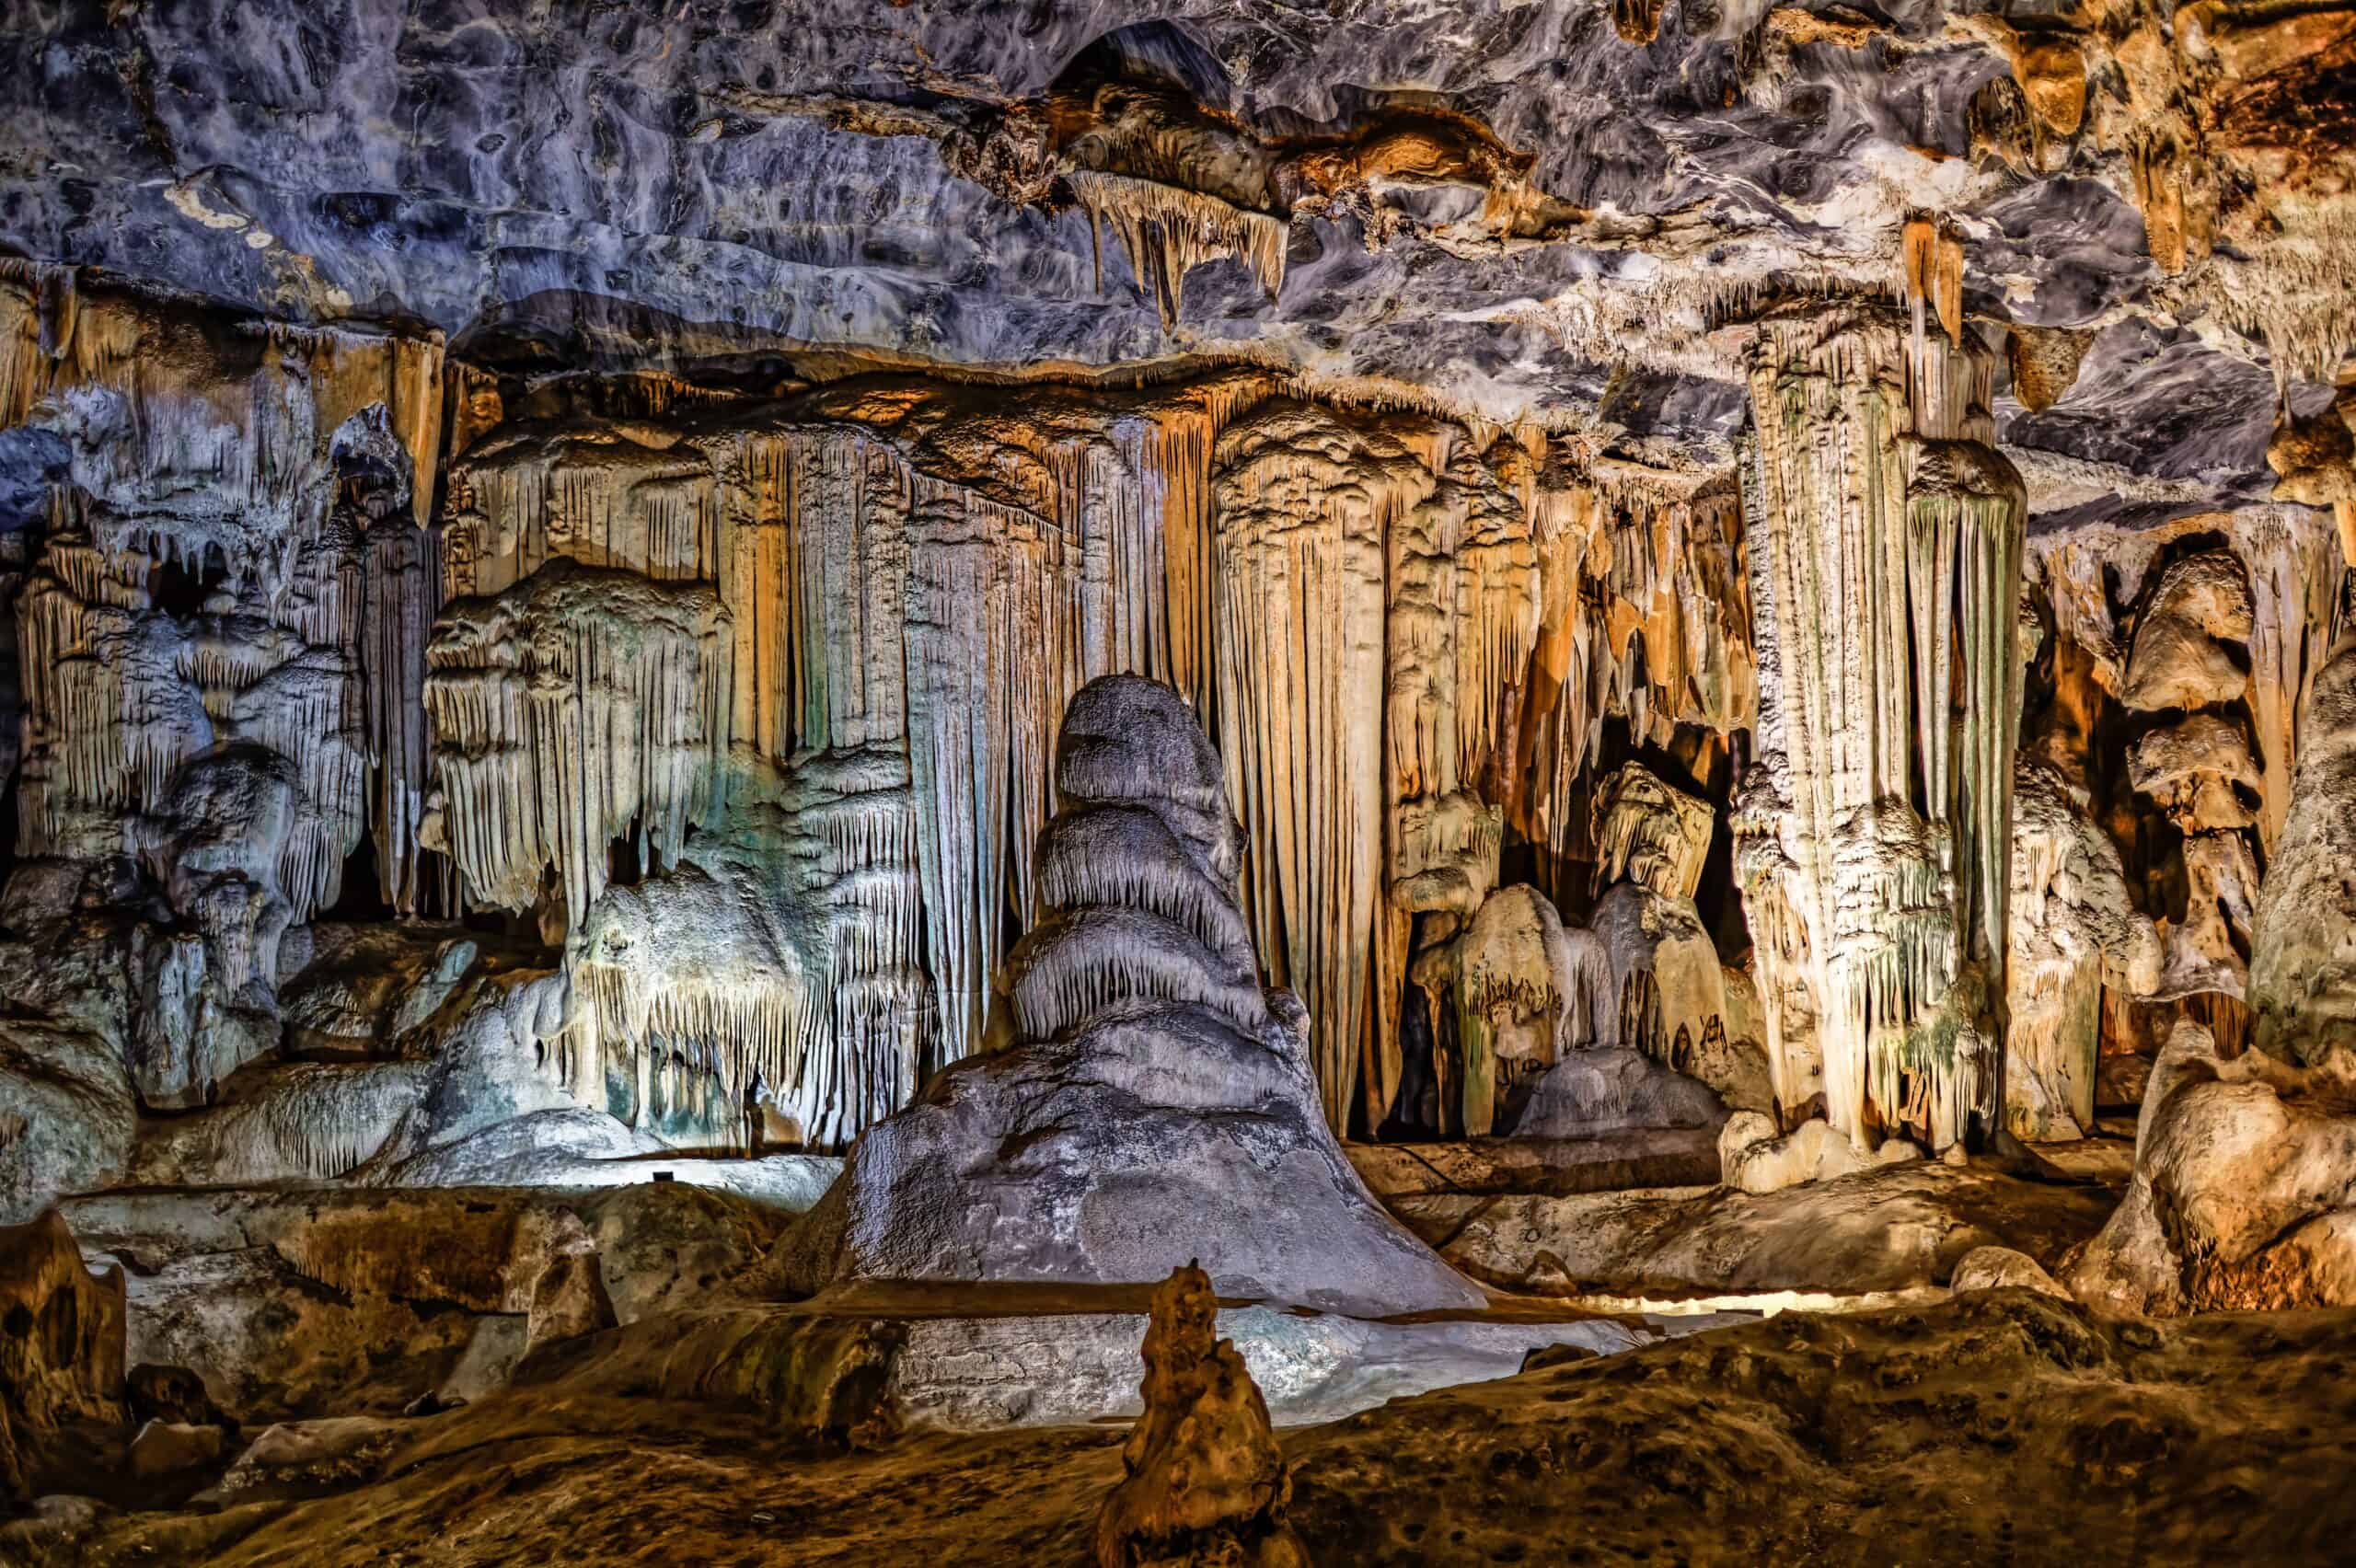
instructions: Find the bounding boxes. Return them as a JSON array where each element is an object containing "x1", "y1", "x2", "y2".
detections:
[
  {"x1": 1518, "y1": 468, "x2": 1753, "y2": 912},
  {"x1": 1068, "y1": 171, "x2": 1288, "y2": 329},
  {"x1": 2194, "y1": 197, "x2": 2356, "y2": 391},
  {"x1": 422, "y1": 560, "x2": 731, "y2": 930},
  {"x1": 1211, "y1": 402, "x2": 1414, "y2": 1129},
  {"x1": 1735, "y1": 307, "x2": 2026, "y2": 1152},
  {"x1": 0, "y1": 266, "x2": 443, "y2": 928},
  {"x1": 438, "y1": 379, "x2": 1271, "y2": 1133}
]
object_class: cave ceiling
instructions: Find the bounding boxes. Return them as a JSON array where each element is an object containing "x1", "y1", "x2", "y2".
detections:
[{"x1": 6, "y1": 0, "x2": 2347, "y2": 508}]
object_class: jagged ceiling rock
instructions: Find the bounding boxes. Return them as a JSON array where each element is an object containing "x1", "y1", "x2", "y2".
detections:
[{"x1": 4, "y1": 1, "x2": 2346, "y2": 491}]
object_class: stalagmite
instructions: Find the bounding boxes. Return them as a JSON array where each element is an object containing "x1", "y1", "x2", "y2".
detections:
[
  {"x1": 780, "y1": 674, "x2": 1483, "y2": 1314},
  {"x1": 0, "y1": 1210, "x2": 126, "y2": 1502},
  {"x1": 1093, "y1": 1262, "x2": 1309, "y2": 1568},
  {"x1": 1734, "y1": 307, "x2": 2026, "y2": 1153},
  {"x1": 2006, "y1": 758, "x2": 2165, "y2": 1138},
  {"x1": 1409, "y1": 883, "x2": 1589, "y2": 1135},
  {"x1": 2250, "y1": 619, "x2": 2356, "y2": 1067}
]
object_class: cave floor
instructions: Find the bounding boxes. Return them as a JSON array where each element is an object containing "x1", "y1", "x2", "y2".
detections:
[{"x1": 28, "y1": 1290, "x2": 2356, "y2": 1568}]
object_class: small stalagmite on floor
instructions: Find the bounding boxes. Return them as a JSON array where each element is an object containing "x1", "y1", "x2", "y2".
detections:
[{"x1": 1094, "y1": 1262, "x2": 1307, "y2": 1568}]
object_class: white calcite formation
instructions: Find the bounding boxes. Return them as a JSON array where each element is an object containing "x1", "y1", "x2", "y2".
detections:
[
  {"x1": 779, "y1": 674, "x2": 1482, "y2": 1315},
  {"x1": 1407, "y1": 883, "x2": 1605, "y2": 1135},
  {"x1": 422, "y1": 559, "x2": 731, "y2": 933},
  {"x1": 422, "y1": 373, "x2": 1752, "y2": 1152},
  {"x1": 1734, "y1": 308, "x2": 2027, "y2": 1155},
  {"x1": 1, "y1": 267, "x2": 444, "y2": 924},
  {"x1": 2250, "y1": 621, "x2": 2356, "y2": 1066},
  {"x1": 2005, "y1": 759, "x2": 2165, "y2": 1139}
]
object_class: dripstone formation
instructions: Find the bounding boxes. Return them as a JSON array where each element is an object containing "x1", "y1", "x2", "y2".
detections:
[
  {"x1": 2, "y1": 0, "x2": 2356, "y2": 1555},
  {"x1": 780, "y1": 674, "x2": 1481, "y2": 1316}
]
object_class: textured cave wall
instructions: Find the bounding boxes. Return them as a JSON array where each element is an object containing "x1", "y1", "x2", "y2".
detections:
[
  {"x1": 0, "y1": 0, "x2": 2351, "y2": 1200},
  {"x1": 422, "y1": 364, "x2": 1756, "y2": 1146}
]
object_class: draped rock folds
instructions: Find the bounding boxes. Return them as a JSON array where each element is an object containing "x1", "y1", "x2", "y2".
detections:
[{"x1": 780, "y1": 674, "x2": 1483, "y2": 1316}]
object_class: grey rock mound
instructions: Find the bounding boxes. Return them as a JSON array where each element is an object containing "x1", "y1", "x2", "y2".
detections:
[{"x1": 780, "y1": 675, "x2": 1482, "y2": 1315}]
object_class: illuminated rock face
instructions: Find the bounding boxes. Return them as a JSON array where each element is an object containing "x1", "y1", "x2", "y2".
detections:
[
  {"x1": 780, "y1": 674, "x2": 1483, "y2": 1315},
  {"x1": 2005, "y1": 759, "x2": 2164, "y2": 1140},
  {"x1": 0, "y1": 0, "x2": 2350, "y2": 1231},
  {"x1": 2251, "y1": 626, "x2": 2356, "y2": 1067},
  {"x1": 1734, "y1": 310, "x2": 2027, "y2": 1155}
]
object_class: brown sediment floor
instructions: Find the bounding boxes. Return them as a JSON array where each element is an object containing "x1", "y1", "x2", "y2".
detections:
[{"x1": 39, "y1": 1290, "x2": 2356, "y2": 1568}]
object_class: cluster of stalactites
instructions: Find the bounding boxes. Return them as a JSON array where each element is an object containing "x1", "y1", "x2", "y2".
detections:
[
  {"x1": 561, "y1": 747, "x2": 931, "y2": 1151},
  {"x1": 433, "y1": 375, "x2": 1755, "y2": 1142},
  {"x1": 1068, "y1": 170, "x2": 1288, "y2": 329},
  {"x1": 1, "y1": 269, "x2": 445, "y2": 922},
  {"x1": 1736, "y1": 307, "x2": 2026, "y2": 1150},
  {"x1": 422, "y1": 559, "x2": 731, "y2": 932},
  {"x1": 1210, "y1": 401, "x2": 1435, "y2": 1129},
  {"x1": 440, "y1": 391, "x2": 1261, "y2": 1083},
  {"x1": 1518, "y1": 474, "x2": 1755, "y2": 914}
]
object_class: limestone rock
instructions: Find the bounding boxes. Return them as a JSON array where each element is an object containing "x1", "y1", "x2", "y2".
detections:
[
  {"x1": 1718, "y1": 1112, "x2": 1921, "y2": 1196},
  {"x1": 125, "y1": 1419, "x2": 229, "y2": 1482},
  {"x1": 202, "y1": 1416, "x2": 404, "y2": 1505},
  {"x1": 1092, "y1": 1263, "x2": 1308, "y2": 1568},
  {"x1": 780, "y1": 675, "x2": 1482, "y2": 1316},
  {"x1": 127, "y1": 745, "x2": 300, "y2": 1108},
  {"x1": 2006, "y1": 758, "x2": 2164, "y2": 1139},
  {"x1": 2065, "y1": 1020, "x2": 2356, "y2": 1314},
  {"x1": 0, "y1": 1210, "x2": 125, "y2": 1500},
  {"x1": 2250, "y1": 626, "x2": 2356, "y2": 1066},
  {"x1": 1590, "y1": 762, "x2": 1715, "y2": 902},
  {"x1": 524, "y1": 1248, "x2": 618, "y2": 1357},
  {"x1": 126, "y1": 1365, "x2": 229, "y2": 1431},
  {"x1": 2119, "y1": 550, "x2": 2254, "y2": 713},
  {"x1": 1512, "y1": 1045, "x2": 1727, "y2": 1138},
  {"x1": 1949, "y1": 1246, "x2": 2069, "y2": 1299},
  {"x1": 0, "y1": 1018, "x2": 133, "y2": 1224}
]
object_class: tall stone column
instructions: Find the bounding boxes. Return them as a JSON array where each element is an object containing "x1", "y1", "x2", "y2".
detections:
[{"x1": 1733, "y1": 306, "x2": 2027, "y2": 1151}]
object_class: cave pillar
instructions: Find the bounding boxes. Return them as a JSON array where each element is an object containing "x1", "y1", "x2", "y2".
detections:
[{"x1": 1733, "y1": 307, "x2": 2027, "y2": 1151}]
